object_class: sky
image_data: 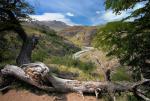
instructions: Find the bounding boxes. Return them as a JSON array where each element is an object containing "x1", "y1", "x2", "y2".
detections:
[{"x1": 26, "y1": 0, "x2": 145, "y2": 26}]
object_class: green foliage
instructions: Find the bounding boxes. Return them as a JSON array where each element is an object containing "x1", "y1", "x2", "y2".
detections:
[
  {"x1": 32, "y1": 48, "x2": 48, "y2": 62},
  {"x1": 0, "y1": 0, "x2": 34, "y2": 20},
  {"x1": 127, "y1": 94, "x2": 139, "y2": 101},
  {"x1": 111, "y1": 67, "x2": 131, "y2": 81},
  {"x1": 44, "y1": 56, "x2": 101, "y2": 81},
  {"x1": 99, "y1": 0, "x2": 150, "y2": 81},
  {"x1": 94, "y1": 20, "x2": 150, "y2": 80},
  {"x1": 105, "y1": 0, "x2": 148, "y2": 16},
  {"x1": 0, "y1": 25, "x2": 80, "y2": 68},
  {"x1": 39, "y1": 27, "x2": 80, "y2": 56},
  {"x1": 49, "y1": 55, "x2": 96, "y2": 72},
  {"x1": 0, "y1": 0, "x2": 34, "y2": 31},
  {"x1": 0, "y1": 32, "x2": 21, "y2": 68},
  {"x1": 93, "y1": 21, "x2": 133, "y2": 55},
  {"x1": 93, "y1": 21, "x2": 135, "y2": 63}
]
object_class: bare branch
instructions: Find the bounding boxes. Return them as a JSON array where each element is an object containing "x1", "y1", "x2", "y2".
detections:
[
  {"x1": 1, "y1": 62, "x2": 150, "y2": 100},
  {"x1": 0, "y1": 86, "x2": 12, "y2": 91},
  {"x1": 136, "y1": 91, "x2": 150, "y2": 101}
]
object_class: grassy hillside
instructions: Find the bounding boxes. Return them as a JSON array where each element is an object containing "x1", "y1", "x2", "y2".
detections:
[
  {"x1": 0, "y1": 24, "x2": 102, "y2": 81},
  {"x1": 0, "y1": 25, "x2": 80, "y2": 68},
  {"x1": 0, "y1": 23, "x2": 132, "y2": 82},
  {"x1": 58, "y1": 26, "x2": 97, "y2": 47}
]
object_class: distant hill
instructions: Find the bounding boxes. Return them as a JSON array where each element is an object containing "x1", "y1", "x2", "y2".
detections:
[
  {"x1": 22, "y1": 19, "x2": 99, "y2": 47},
  {"x1": 58, "y1": 26, "x2": 97, "y2": 47},
  {"x1": 23, "y1": 21, "x2": 98, "y2": 47},
  {"x1": 23, "y1": 20, "x2": 70, "y2": 31}
]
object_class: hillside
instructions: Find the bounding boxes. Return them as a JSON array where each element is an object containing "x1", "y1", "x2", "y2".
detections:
[
  {"x1": 0, "y1": 21, "x2": 132, "y2": 81},
  {"x1": 23, "y1": 20, "x2": 70, "y2": 31},
  {"x1": 0, "y1": 23, "x2": 135, "y2": 101},
  {"x1": 58, "y1": 26, "x2": 97, "y2": 47},
  {"x1": 0, "y1": 24, "x2": 80, "y2": 67},
  {"x1": 23, "y1": 21, "x2": 98, "y2": 47}
]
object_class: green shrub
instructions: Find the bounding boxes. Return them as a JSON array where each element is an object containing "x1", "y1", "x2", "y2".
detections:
[
  {"x1": 49, "y1": 55, "x2": 96, "y2": 72},
  {"x1": 111, "y1": 67, "x2": 131, "y2": 81},
  {"x1": 32, "y1": 48, "x2": 48, "y2": 62},
  {"x1": 127, "y1": 94, "x2": 139, "y2": 101}
]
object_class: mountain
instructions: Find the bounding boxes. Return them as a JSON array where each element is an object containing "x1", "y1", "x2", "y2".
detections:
[
  {"x1": 23, "y1": 20, "x2": 70, "y2": 31},
  {"x1": 23, "y1": 20, "x2": 98, "y2": 47},
  {"x1": 58, "y1": 26, "x2": 97, "y2": 47}
]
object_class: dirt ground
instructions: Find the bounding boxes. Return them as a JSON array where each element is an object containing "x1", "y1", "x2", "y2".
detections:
[{"x1": 0, "y1": 89, "x2": 103, "y2": 101}]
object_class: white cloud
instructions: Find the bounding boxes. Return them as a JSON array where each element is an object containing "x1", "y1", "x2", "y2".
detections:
[
  {"x1": 91, "y1": 10, "x2": 133, "y2": 25},
  {"x1": 133, "y1": 2, "x2": 145, "y2": 10},
  {"x1": 66, "y1": 12, "x2": 74, "y2": 16},
  {"x1": 101, "y1": 10, "x2": 130, "y2": 22},
  {"x1": 30, "y1": 13, "x2": 76, "y2": 26},
  {"x1": 99, "y1": 2, "x2": 145, "y2": 23},
  {"x1": 96, "y1": 11, "x2": 100, "y2": 14}
]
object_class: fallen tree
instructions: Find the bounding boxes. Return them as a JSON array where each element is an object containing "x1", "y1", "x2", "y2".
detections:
[{"x1": 0, "y1": 62, "x2": 150, "y2": 101}]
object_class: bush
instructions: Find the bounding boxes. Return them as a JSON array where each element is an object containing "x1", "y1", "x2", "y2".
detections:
[
  {"x1": 49, "y1": 55, "x2": 96, "y2": 72},
  {"x1": 111, "y1": 67, "x2": 131, "y2": 81},
  {"x1": 127, "y1": 94, "x2": 139, "y2": 101},
  {"x1": 32, "y1": 48, "x2": 48, "y2": 62}
]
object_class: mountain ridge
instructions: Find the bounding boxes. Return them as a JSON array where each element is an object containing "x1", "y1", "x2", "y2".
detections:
[{"x1": 23, "y1": 20, "x2": 70, "y2": 31}]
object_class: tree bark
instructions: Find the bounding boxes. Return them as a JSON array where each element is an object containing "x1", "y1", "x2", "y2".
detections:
[
  {"x1": 16, "y1": 36, "x2": 39, "y2": 66},
  {"x1": 0, "y1": 8, "x2": 39, "y2": 65},
  {"x1": 1, "y1": 62, "x2": 150, "y2": 101}
]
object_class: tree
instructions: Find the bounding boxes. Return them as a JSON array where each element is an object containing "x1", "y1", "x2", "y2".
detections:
[
  {"x1": 94, "y1": 0, "x2": 150, "y2": 80},
  {"x1": 93, "y1": 1, "x2": 150, "y2": 99},
  {"x1": 0, "y1": 0, "x2": 38, "y2": 65}
]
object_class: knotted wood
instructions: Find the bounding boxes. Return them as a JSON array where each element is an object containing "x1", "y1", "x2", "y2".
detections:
[{"x1": 1, "y1": 62, "x2": 150, "y2": 101}]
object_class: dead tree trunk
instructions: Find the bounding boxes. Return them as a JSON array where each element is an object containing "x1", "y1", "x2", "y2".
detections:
[
  {"x1": 1, "y1": 62, "x2": 150, "y2": 101},
  {"x1": 16, "y1": 35, "x2": 39, "y2": 66}
]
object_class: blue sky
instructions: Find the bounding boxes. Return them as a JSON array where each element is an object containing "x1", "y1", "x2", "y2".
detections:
[{"x1": 26, "y1": 0, "x2": 145, "y2": 26}]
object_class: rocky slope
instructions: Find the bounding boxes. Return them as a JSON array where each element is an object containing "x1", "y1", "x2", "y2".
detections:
[
  {"x1": 58, "y1": 26, "x2": 97, "y2": 47},
  {"x1": 23, "y1": 21, "x2": 98, "y2": 47},
  {"x1": 23, "y1": 20, "x2": 70, "y2": 31}
]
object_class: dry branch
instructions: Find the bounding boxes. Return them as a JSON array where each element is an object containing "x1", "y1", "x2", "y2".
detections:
[{"x1": 0, "y1": 62, "x2": 150, "y2": 100}]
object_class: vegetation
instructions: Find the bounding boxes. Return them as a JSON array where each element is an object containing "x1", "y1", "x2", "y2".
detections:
[
  {"x1": 0, "y1": 0, "x2": 150, "y2": 101},
  {"x1": 92, "y1": 0, "x2": 150, "y2": 100},
  {"x1": 111, "y1": 67, "x2": 131, "y2": 81},
  {"x1": 0, "y1": 25, "x2": 80, "y2": 68},
  {"x1": 49, "y1": 55, "x2": 95, "y2": 72},
  {"x1": 94, "y1": 0, "x2": 150, "y2": 81},
  {"x1": 59, "y1": 26, "x2": 97, "y2": 47},
  {"x1": 43, "y1": 55, "x2": 102, "y2": 81},
  {"x1": 0, "y1": 0, "x2": 36, "y2": 65}
]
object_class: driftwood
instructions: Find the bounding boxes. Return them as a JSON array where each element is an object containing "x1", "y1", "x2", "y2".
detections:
[{"x1": 0, "y1": 62, "x2": 150, "y2": 101}]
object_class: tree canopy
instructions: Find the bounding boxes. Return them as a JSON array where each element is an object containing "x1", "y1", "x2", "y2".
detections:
[
  {"x1": 0, "y1": 0, "x2": 37, "y2": 65},
  {"x1": 94, "y1": 0, "x2": 150, "y2": 80},
  {"x1": 0, "y1": 0, "x2": 33, "y2": 21}
]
